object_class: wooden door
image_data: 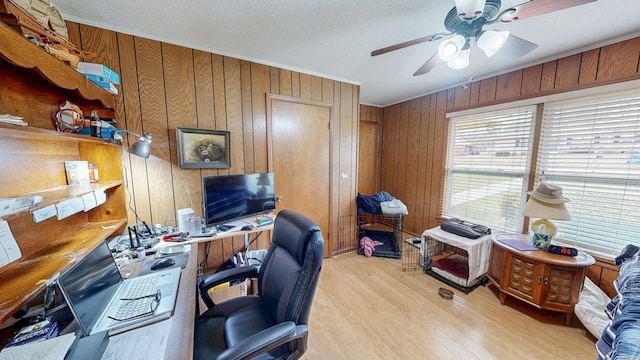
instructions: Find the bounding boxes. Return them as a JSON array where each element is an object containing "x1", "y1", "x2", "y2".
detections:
[
  {"x1": 358, "y1": 121, "x2": 378, "y2": 195},
  {"x1": 267, "y1": 95, "x2": 332, "y2": 257}
]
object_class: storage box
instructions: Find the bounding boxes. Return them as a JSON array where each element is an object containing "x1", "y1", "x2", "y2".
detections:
[
  {"x1": 208, "y1": 279, "x2": 249, "y2": 304},
  {"x1": 77, "y1": 62, "x2": 120, "y2": 84},
  {"x1": 93, "y1": 80, "x2": 118, "y2": 95},
  {"x1": 64, "y1": 160, "x2": 90, "y2": 185}
]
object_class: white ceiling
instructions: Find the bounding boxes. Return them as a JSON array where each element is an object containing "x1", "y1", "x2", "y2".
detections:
[{"x1": 51, "y1": 0, "x2": 640, "y2": 107}]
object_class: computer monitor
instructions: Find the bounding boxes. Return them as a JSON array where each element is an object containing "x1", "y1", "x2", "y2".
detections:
[{"x1": 202, "y1": 172, "x2": 275, "y2": 229}]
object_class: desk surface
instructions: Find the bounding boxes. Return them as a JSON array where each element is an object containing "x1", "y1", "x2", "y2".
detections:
[
  {"x1": 155, "y1": 222, "x2": 274, "y2": 248},
  {"x1": 120, "y1": 246, "x2": 198, "y2": 359}
]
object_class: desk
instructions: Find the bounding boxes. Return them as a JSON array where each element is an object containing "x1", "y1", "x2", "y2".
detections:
[
  {"x1": 156, "y1": 223, "x2": 274, "y2": 247},
  {"x1": 119, "y1": 245, "x2": 198, "y2": 359}
]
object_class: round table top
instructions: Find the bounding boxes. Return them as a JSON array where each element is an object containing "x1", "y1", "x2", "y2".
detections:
[{"x1": 491, "y1": 233, "x2": 595, "y2": 267}]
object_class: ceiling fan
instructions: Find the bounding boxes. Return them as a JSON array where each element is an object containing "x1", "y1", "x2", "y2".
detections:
[{"x1": 371, "y1": 0, "x2": 597, "y2": 76}]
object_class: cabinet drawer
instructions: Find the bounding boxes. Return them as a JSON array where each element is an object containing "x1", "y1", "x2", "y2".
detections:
[{"x1": 508, "y1": 256, "x2": 538, "y2": 297}]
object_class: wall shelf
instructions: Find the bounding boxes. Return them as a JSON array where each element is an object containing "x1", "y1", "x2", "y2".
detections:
[
  {"x1": 0, "y1": 21, "x2": 115, "y2": 110},
  {"x1": 0, "y1": 219, "x2": 126, "y2": 323},
  {"x1": 0, "y1": 123, "x2": 127, "y2": 324}
]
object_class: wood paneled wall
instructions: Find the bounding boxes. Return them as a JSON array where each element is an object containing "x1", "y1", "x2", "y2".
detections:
[
  {"x1": 358, "y1": 105, "x2": 381, "y2": 195},
  {"x1": 378, "y1": 36, "x2": 640, "y2": 238},
  {"x1": 64, "y1": 22, "x2": 360, "y2": 265}
]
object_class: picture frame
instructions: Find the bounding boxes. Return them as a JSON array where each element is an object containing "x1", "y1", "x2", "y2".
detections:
[{"x1": 176, "y1": 127, "x2": 231, "y2": 168}]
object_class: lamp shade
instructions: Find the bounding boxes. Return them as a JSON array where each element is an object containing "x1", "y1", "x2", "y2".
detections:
[
  {"x1": 477, "y1": 30, "x2": 510, "y2": 57},
  {"x1": 128, "y1": 139, "x2": 151, "y2": 158},
  {"x1": 455, "y1": 0, "x2": 486, "y2": 19},
  {"x1": 115, "y1": 130, "x2": 153, "y2": 159},
  {"x1": 522, "y1": 197, "x2": 571, "y2": 221},
  {"x1": 446, "y1": 48, "x2": 470, "y2": 69},
  {"x1": 438, "y1": 35, "x2": 466, "y2": 62}
]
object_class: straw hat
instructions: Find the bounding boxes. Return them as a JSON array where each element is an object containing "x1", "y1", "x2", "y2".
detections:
[{"x1": 527, "y1": 183, "x2": 570, "y2": 204}]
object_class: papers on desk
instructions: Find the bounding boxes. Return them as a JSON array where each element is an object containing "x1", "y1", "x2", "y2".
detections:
[
  {"x1": 0, "y1": 333, "x2": 75, "y2": 360},
  {"x1": 101, "y1": 318, "x2": 171, "y2": 360}
]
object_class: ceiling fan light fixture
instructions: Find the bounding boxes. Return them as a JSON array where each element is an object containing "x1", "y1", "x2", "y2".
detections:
[
  {"x1": 438, "y1": 34, "x2": 466, "y2": 62},
  {"x1": 447, "y1": 48, "x2": 470, "y2": 69},
  {"x1": 455, "y1": 0, "x2": 487, "y2": 19},
  {"x1": 477, "y1": 30, "x2": 510, "y2": 57}
]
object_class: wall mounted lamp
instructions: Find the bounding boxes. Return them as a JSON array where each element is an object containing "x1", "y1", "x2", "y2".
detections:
[{"x1": 115, "y1": 130, "x2": 153, "y2": 158}]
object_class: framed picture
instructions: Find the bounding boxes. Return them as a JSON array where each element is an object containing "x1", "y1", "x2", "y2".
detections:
[{"x1": 176, "y1": 127, "x2": 231, "y2": 168}]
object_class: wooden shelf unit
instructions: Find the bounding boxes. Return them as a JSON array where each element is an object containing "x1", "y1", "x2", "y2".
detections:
[
  {"x1": 0, "y1": 20, "x2": 114, "y2": 110},
  {"x1": 0, "y1": 13, "x2": 125, "y2": 326},
  {"x1": 0, "y1": 125, "x2": 127, "y2": 323}
]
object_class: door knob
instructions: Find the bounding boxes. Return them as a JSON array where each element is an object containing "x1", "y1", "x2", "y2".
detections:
[{"x1": 276, "y1": 196, "x2": 283, "y2": 202}]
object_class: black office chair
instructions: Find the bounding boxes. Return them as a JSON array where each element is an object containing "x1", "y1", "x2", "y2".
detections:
[{"x1": 194, "y1": 210, "x2": 324, "y2": 360}]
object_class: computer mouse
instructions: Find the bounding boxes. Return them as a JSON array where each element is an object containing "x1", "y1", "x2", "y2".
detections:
[
  {"x1": 151, "y1": 257, "x2": 175, "y2": 270},
  {"x1": 241, "y1": 225, "x2": 253, "y2": 231}
]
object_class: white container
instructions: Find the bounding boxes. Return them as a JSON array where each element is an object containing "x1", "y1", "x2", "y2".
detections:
[{"x1": 177, "y1": 208, "x2": 195, "y2": 233}]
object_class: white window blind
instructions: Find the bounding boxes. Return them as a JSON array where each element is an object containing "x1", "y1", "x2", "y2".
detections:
[
  {"x1": 444, "y1": 106, "x2": 536, "y2": 231},
  {"x1": 538, "y1": 89, "x2": 640, "y2": 256}
]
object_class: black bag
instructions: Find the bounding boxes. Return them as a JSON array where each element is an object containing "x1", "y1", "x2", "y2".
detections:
[{"x1": 441, "y1": 218, "x2": 491, "y2": 239}]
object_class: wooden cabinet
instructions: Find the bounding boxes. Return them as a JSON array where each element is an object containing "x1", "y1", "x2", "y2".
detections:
[
  {"x1": 0, "y1": 20, "x2": 115, "y2": 129},
  {"x1": 0, "y1": 21, "x2": 124, "y2": 324},
  {"x1": 488, "y1": 234, "x2": 595, "y2": 325}
]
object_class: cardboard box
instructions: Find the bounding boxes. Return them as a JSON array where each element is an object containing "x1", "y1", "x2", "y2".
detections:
[
  {"x1": 64, "y1": 160, "x2": 90, "y2": 185},
  {"x1": 77, "y1": 62, "x2": 120, "y2": 84},
  {"x1": 208, "y1": 279, "x2": 249, "y2": 304}
]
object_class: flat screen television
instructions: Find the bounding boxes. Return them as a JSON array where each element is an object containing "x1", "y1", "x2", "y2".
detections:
[{"x1": 202, "y1": 172, "x2": 276, "y2": 229}]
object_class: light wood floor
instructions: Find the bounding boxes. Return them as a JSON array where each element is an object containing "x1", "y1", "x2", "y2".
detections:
[{"x1": 304, "y1": 252, "x2": 596, "y2": 360}]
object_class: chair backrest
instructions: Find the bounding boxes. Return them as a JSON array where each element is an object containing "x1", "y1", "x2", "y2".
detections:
[{"x1": 258, "y1": 209, "x2": 324, "y2": 326}]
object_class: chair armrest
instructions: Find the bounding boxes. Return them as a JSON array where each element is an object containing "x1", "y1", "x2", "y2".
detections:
[
  {"x1": 199, "y1": 265, "x2": 259, "y2": 308},
  {"x1": 217, "y1": 322, "x2": 308, "y2": 360}
]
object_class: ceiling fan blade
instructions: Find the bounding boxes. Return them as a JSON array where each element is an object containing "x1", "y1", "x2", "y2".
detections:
[
  {"x1": 413, "y1": 54, "x2": 443, "y2": 76},
  {"x1": 371, "y1": 32, "x2": 448, "y2": 57},
  {"x1": 501, "y1": 0, "x2": 596, "y2": 22},
  {"x1": 498, "y1": 34, "x2": 538, "y2": 58}
]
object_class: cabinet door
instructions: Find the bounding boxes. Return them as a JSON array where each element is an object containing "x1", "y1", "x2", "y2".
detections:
[
  {"x1": 506, "y1": 254, "x2": 540, "y2": 303},
  {"x1": 539, "y1": 266, "x2": 579, "y2": 311}
]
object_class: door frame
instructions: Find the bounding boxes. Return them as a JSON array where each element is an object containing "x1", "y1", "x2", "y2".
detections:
[{"x1": 266, "y1": 94, "x2": 334, "y2": 258}]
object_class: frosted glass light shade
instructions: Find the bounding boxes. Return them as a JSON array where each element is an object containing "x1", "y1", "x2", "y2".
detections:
[
  {"x1": 438, "y1": 35, "x2": 466, "y2": 62},
  {"x1": 477, "y1": 30, "x2": 510, "y2": 57},
  {"x1": 455, "y1": 0, "x2": 486, "y2": 19},
  {"x1": 447, "y1": 48, "x2": 470, "y2": 69}
]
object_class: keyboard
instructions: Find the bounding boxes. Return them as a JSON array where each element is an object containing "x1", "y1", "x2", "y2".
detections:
[
  {"x1": 111, "y1": 276, "x2": 158, "y2": 321},
  {"x1": 158, "y1": 245, "x2": 187, "y2": 256},
  {"x1": 124, "y1": 276, "x2": 157, "y2": 299}
]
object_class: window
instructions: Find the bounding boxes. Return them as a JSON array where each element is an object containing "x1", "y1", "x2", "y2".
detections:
[
  {"x1": 537, "y1": 89, "x2": 640, "y2": 256},
  {"x1": 444, "y1": 106, "x2": 536, "y2": 231}
]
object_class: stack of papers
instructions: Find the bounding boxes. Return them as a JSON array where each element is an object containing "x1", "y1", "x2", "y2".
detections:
[{"x1": 0, "y1": 114, "x2": 27, "y2": 126}]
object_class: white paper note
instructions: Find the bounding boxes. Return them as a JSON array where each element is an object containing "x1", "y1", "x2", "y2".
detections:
[
  {"x1": 0, "y1": 220, "x2": 21, "y2": 268},
  {"x1": 94, "y1": 190, "x2": 107, "y2": 206},
  {"x1": 33, "y1": 205, "x2": 57, "y2": 223},
  {"x1": 55, "y1": 197, "x2": 84, "y2": 220},
  {"x1": 81, "y1": 192, "x2": 98, "y2": 211}
]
